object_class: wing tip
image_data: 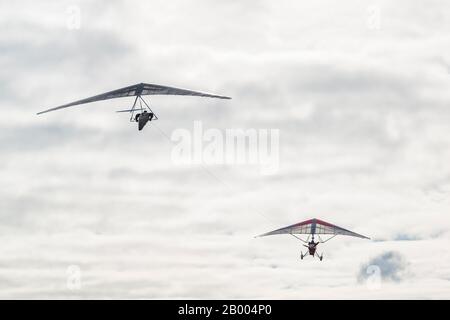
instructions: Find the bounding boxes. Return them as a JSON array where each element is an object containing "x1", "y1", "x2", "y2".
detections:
[
  {"x1": 37, "y1": 107, "x2": 55, "y2": 115},
  {"x1": 209, "y1": 95, "x2": 231, "y2": 99},
  {"x1": 256, "y1": 232, "x2": 272, "y2": 238}
]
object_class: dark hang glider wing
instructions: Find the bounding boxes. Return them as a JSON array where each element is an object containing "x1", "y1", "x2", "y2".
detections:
[
  {"x1": 257, "y1": 218, "x2": 370, "y2": 239},
  {"x1": 37, "y1": 83, "x2": 231, "y2": 115}
]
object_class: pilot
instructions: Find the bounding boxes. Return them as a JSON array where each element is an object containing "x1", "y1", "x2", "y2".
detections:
[{"x1": 135, "y1": 110, "x2": 154, "y2": 122}]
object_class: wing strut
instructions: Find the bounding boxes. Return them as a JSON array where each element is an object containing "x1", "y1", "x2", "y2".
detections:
[
  {"x1": 140, "y1": 96, "x2": 158, "y2": 120},
  {"x1": 318, "y1": 234, "x2": 337, "y2": 243},
  {"x1": 127, "y1": 95, "x2": 159, "y2": 122},
  {"x1": 290, "y1": 233, "x2": 308, "y2": 243},
  {"x1": 128, "y1": 96, "x2": 139, "y2": 122}
]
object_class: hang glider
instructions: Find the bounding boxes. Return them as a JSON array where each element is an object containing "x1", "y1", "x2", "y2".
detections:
[
  {"x1": 37, "y1": 83, "x2": 231, "y2": 130},
  {"x1": 257, "y1": 218, "x2": 370, "y2": 261}
]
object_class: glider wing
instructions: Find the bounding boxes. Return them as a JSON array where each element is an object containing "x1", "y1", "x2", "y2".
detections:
[
  {"x1": 258, "y1": 218, "x2": 369, "y2": 239},
  {"x1": 37, "y1": 83, "x2": 231, "y2": 115}
]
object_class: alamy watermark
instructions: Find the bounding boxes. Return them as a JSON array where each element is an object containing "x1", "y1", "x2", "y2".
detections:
[
  {"x1": 171, "y1": 121, "x2": 280, "y2": 175},
  {"x1": 66, "y1": 5, "x2": 81, "y2": 30},
  {"x1": 364, "y1": 264, "x2": 382, "y2": 290},
  {"x1": 366, "y1": 5, "x2": 381, "y2": 30},
  {"x1": 66, "y1": 265, "x2": 82, "y2": 290}
]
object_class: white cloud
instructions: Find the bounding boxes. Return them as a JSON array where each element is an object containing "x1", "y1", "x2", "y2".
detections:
[{"x1": 0, "y1": 0, "x2": 450, "y2": 298}]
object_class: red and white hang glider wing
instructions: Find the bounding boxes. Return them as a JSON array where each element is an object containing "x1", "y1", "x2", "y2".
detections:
[
  {"x1": 37, "y1": 83, "x2": 231, "y2": 115},
  {"x1": 258, "y1": 218, "x2": 370, "y2": 239}
]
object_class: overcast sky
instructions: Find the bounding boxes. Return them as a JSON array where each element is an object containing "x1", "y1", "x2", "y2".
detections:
[{"x1": 1, "y1": 0, "x2": 450, "y2": 299}]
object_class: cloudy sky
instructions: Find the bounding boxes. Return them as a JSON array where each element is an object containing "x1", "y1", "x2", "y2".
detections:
[{"x1": 1, "y1": 0, "x2": 450, "y2": 299}]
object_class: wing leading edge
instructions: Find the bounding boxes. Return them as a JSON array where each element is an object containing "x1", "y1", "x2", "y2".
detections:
[
  {"x1": 258, "y1": 218, "x2": 370, "y2": 239},
  {"x1": 37, "y1": 83, "x2": 231, "y2": 115}
]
